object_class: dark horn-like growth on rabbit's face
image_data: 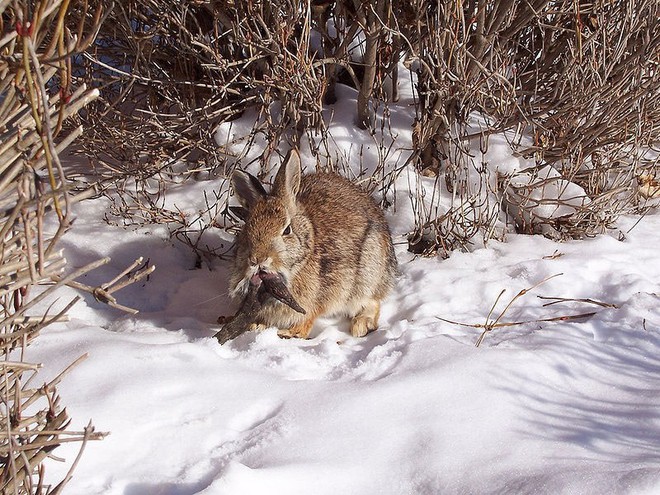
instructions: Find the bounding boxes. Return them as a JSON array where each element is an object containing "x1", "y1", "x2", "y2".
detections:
[{"x1": 226, "y1": 149, "x2": 396, "y2": 340}]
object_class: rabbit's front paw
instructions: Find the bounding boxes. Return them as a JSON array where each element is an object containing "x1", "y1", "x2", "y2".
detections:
[{"x1": 277, "y1": 319, "x2": 314, "y2": 339}]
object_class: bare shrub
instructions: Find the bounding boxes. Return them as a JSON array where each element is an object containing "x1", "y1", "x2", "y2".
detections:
[
  {"x1": 75, "y1": 0, "x2": 337, "y2": 174},
  {"x1": 69, "y1": 0, "x2": 659, "y2": 257},
  {"x1": 0, "y1": 1, "x2": 154, "y2": 492},
  {"x1": 71, "y1": 0, "x2": 405, "y2": 258},
  {"x1": 511, "y1": 0, "x2": 660, "y2": 237},
  {"x1": 400, "y1": 0, "x2": 659, "y2": 253}
]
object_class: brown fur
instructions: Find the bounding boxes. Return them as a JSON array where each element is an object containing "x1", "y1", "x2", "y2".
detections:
[{"x1": 230, "y1": 150, "x2": 397, "y2": 338}]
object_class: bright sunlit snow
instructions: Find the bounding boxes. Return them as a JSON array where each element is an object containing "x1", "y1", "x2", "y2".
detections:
[{"x1": 24, "y1": 79, "x2": 660, "y2": 494}]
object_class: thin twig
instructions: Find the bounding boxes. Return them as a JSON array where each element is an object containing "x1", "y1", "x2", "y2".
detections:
[{"x1": 538, "y1": 296, "x2": 618, "y2": 309}]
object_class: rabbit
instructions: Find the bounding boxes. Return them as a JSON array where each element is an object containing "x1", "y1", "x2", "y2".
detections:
[{"x1": 229, "y1": 149, "x2": 397, "y2": 339}]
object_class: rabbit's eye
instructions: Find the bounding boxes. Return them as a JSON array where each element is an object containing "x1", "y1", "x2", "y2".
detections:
[{"x1": 282, "y1": 224, "x2": 292, "y2": 236}]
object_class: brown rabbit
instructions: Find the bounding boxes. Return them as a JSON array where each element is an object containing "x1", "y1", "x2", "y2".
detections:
[{"x1": 229, "y1": 149, "x2": 397, "y2": 339}]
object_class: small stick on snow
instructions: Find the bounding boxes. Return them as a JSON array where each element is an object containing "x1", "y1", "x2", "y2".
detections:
[
  {"x1": 101, "y1": 257, "x2": 146, "y2": 291},
  {"x1": 476, "y1": 273, "x2": 564, "y2": 346},
  {"x1": 436, "y1": 273, "x2": 582, "y2": 347},
  {"x1": 538, "y1": 296, "x2": 618, "y2": 309},
  {"x1": 437, "y1": 312, "x2": 597, "y2": 331},
  {"x1": 63, "y1": 258, "x2": 156, "y2": 314}
]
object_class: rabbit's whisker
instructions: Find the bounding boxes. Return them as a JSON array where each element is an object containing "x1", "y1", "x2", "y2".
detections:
[{"x1": 193, "y1": 291, "x2": 231, "y2": 307}]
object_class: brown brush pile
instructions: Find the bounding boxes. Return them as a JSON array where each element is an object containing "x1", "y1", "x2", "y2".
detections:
[
  {"x1": 0, "y1": 1, "x2": 107, "y2": 491},
  {"x1": 404, "y1": 0, "x2": 660, "y2": 253},
  {"x1": 66, "y1": 0, "x2": 659, "y2": 258},
  {"x1": 1, "y1": 1, "x2": 154, "y2": 492}
]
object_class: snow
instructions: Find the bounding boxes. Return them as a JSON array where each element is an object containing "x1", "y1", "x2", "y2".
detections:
[{"x1": 20, "y1": 78, "x2": 660, "y2": 494}]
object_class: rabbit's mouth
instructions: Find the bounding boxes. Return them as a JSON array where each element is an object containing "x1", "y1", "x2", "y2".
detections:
[
  {"x1": 248, "y1": 270, "x2": 306, "y2": 314},
  {"x1": 257, "y1": 269, "x2": 285, "y2": 283}
]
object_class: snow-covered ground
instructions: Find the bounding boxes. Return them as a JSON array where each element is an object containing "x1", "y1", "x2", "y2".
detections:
[{"x1": 24, "y1": 80, "x2": 660, "y2": 494}]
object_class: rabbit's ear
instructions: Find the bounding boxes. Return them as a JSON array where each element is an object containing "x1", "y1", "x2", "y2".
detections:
[
  {"x1": 232, "y1": 170, "x2": 266, "y2": 210},
  {"x1": 228, "y1": 205, "x2": 249, "y2": 222},
  {"x1": 273, "y1": 149, "x2": 302, "y2": 201}
]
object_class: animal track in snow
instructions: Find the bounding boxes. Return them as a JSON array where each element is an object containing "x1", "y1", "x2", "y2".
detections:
[
  {"x1": 227, "y1": 400, "x2": 284, "y2": 433},
  {"x1": 210, "y1": 400, "x2": 288, "y2": 478}
]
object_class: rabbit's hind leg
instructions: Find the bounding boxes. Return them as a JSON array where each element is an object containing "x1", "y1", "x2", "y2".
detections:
[{"x1": 350, "y1": 299, "x2": 380, "y2": 338}]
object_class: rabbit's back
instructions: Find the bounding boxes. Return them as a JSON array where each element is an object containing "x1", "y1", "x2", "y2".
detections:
[{"x1": 296, "y1": 173, "x2": 396, "y2": 315}]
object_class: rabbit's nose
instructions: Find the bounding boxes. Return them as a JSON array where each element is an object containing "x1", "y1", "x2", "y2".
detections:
[{"x1": 249, "y1": 255, "x2": 273, "y2": 270}]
